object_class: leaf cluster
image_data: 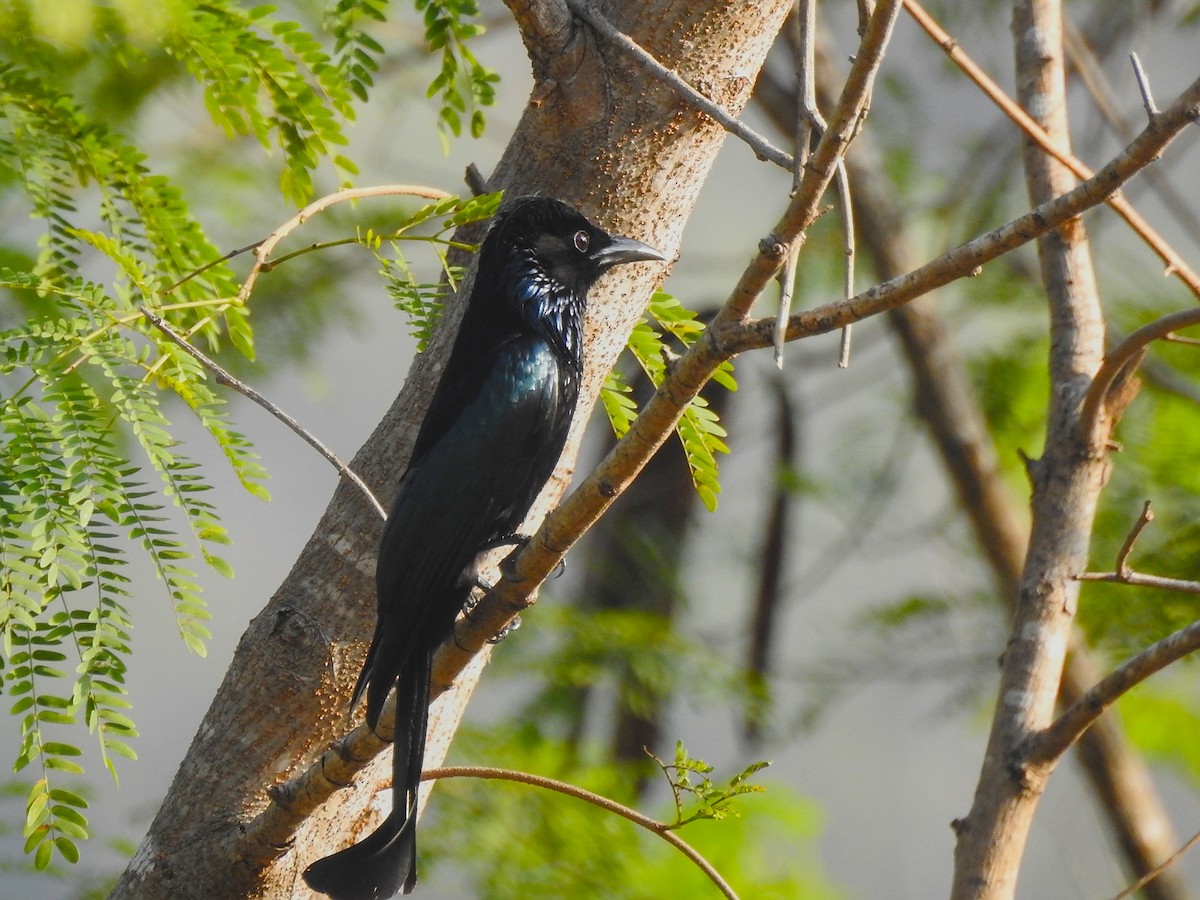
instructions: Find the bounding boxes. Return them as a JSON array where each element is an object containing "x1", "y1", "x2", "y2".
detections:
[
  {"x1": 417, "y1": 0, "x2": 500, "y2": 144},
  {"x1": 364, "y1": 191, "x2": 502, "y2": 350},
  {"x1": 0, "y1": 0, "x2": 399, "y2": 872},
  {"x1": 649, "y1": 741, "x2": 770, "y2": 830},
  {"x1": 604, "y1": 292, "x2": 737, "y2": 511}
]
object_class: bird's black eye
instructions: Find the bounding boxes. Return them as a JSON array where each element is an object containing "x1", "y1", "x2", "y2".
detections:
[{"x1": 572, "y1": 230, "x2": 590, "y2": 253}]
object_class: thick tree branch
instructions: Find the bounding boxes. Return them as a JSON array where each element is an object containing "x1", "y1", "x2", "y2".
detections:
[
  {"x1": 503, "y1": 0, "x2": 574, "y2": 59},
  {"x1": 1026, "y1": 620, "x2": 1200, "y2": 766},
  {"x1": 952, "y1": 2, "x2": 1109, "y2": 895}
]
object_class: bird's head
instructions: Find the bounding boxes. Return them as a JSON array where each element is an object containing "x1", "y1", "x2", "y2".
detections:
[{"x1": 481, "y1": 197, "x2": 665, "y2": 363}]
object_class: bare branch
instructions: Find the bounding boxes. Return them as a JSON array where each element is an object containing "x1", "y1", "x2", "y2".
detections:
[
  {"x1": 1080, "y1": 306, "x2": 1200, "y2": 439},
  {"x1": 142, "y1": 309, "x2": 387, "y2": 521},
  {"x1": 794, "y1": 0, "x2": 818, "y2": 184},
  {"x1": 1076, "y1": 500, "x2": 1200, "y2": 593},
  {"x1": 1025, "y1": 619, "x2": 1200, "y2": 766},
  {"x1": 1078, "y1": 570, "x2": 1200, "y2": 594},
  {"x1": 728, "y1": 74, "x2": 1200, "y2": 353},
  {"x1": 790, "y1": 6, "x2": 858, "y2": 366},
  {"x1": 903, "y1": 0, "x2": 1200, "y2": 299},
  {"x1": 238, "y1": 184, "x2": 454, "y2": 305},
  {"x1": 835, "y1": 160, "x2": 856, "y2": 368},
  {"x1": 1115, "y1": 501, "x2": 1154, "y2": 577},
  {"x1": 774, "y1": 241, "x2": 800, "y2": 367},
  {"x1": 566, "y1": 0, "x2": 796, "y2": 170}
]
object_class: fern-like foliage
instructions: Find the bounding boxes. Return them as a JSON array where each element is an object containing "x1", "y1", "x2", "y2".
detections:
[
  {"x1": 0, "y1": 0, "x2": 388, "y2": 870},
  {"x1": 327, "y1": 0, "x2": 389, "y2": 104},
  {"x1": 164, "y1": 1, "x2": 368, "y2": 203},
  {"x1": 417, "y1": 0, "x2": 500, "y2": 144},
  {"x1": 605, "y1": 292, "x2": 737, "y2": 511},
  {"x1": 650, "y1": 741, "x2": 769, "y2": 829},
  {"x1": 0, "y1": 0, "x2": 501, "y2": 874},
  {"x1": 369, "y1": 191, "x2": 504, "y2": 350}
]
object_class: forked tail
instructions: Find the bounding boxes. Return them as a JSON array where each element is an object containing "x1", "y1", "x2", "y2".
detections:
[{"x1": 303, "y1": 651, "x2": 431, "y2": 899}]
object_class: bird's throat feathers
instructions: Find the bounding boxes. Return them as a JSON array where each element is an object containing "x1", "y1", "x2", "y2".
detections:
[{"x1": 504, "y1": 247, "x2": 585, "y2": 370}]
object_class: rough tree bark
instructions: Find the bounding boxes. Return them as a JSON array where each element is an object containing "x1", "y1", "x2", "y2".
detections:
[{"x1": 109, "y1": 2, "x2": 794, "y2": 897}]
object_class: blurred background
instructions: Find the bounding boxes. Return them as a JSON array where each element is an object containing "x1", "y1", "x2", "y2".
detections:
[{"x1": 2, "y1": 1, "x2": 1200, "y2": 897}]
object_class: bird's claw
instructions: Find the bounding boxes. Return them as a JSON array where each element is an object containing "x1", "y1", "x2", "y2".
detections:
[
  {"x1": 487, "y1": 614, "x2": 521, "y2": 644},
  {"x1": 460, "y1": 582, "x2": 521, "y2": 643}
]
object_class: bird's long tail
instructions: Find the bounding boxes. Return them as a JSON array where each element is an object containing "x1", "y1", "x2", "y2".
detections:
[{"x1": 303, "y1": 650, "x2": 431, "y2": 899}]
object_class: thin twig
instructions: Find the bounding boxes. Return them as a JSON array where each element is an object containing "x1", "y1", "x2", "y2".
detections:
[
  {"x1": 566, "y1": 0, "x2": 796, "y2": 171},
  {"x1": 238, "y1": 184, "x2": 454, "y2": 305},
  {"x1": 142, "y1": 309, "x2": 387, "y2": 520},
  {"x1": 1076, "y1": 500, "x2": 1200, "y2": 592},
  {"x1": 1112, "y1": 827, "x2": 1200, "y2": 900},
  {"x1": 795, "y1": 0, "x2": 818, "y2": 187},
  {"x1": 903, "y1": 0, "x2": 1200, "y2": 299},
  {"x1": 774, "y1": 241, "x2": 800, "y2": 367},
  {"x1": 792, "y1": 0, "x2": 855, "y2": 365},
  {"x1": 425, "y1": 766, "x2": 740, "y2": 900},
  {"x1": 1130, "y1": 52, "x2": 1159, "y2": 118},
  {"x1": 1115, "y1": 500, "x2": 1154, "y2": 577},
  {"x1": 1076, "y1": 570, "x2": 1200, "y2": 593},
  {"x1": 1162, "y1": 333, "x2": 1200, "y2": 347},
  {"x1": 834, "y1": 159, "x2": 855, "y2": 368},
  {"x1": 163, "y1": 240, "x2": 264, "y2": 295}
]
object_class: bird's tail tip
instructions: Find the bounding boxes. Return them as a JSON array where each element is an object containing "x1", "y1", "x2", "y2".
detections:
[{"x1": 302, "y1": 813, "x2": 416, "y2": 900}]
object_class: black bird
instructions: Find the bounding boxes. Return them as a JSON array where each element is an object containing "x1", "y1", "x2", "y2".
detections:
[{"x1": 303, "y1": 197, "x2": 663, "y2": 899}]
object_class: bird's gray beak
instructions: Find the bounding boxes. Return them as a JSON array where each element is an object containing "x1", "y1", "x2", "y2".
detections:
[{"x1": 594, "y1": 235, "x2": 667, "y2": 269}]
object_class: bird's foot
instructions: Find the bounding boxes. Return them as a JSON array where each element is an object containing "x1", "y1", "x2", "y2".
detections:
[
  {"x1": 488, "y1": 614, "x2": 521, "y2": 644},
  {"x1": 483, "y1": 533, "x2": 567, "y2": 581},
  {"x1": 460, "y1": 584, "x2": 522, "y2": 644}
]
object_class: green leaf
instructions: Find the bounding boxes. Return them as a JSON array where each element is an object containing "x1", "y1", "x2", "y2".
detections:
[
  {"x1": 54, "y1": 836, "x2": 80, "y2": 864},
  {"x1": 619, "y1": 291, "x2": 734, "y2": 509}
]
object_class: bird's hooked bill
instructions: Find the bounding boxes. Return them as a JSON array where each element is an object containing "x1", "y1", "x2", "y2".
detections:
[{"x1": 594, "y1": 235, "x2": 667, "y2": 268}]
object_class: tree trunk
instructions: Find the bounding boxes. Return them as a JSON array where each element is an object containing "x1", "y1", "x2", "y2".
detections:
[{"x1": 109, "y1": 2, "x2": 793, "y2": 897}]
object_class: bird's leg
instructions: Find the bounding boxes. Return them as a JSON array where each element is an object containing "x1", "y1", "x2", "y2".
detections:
[
  {"x1": 458, "y1": 546, "x2": 523, "y2": 644},
  {"x1": 458, "y1": 534, "x2": 567, "y2": 644},
  {"x1": 460, "y1": 577, "x2": 522, "y2": 644},
  {"x1": 482, "y1": 532, "x2": 568, "y2": 580}
]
